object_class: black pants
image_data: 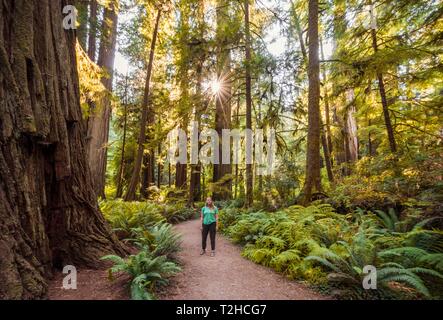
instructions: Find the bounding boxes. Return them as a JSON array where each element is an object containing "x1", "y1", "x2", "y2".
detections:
[{"x1": 202, "y1": 222, "x2": 216, "y2": 251}]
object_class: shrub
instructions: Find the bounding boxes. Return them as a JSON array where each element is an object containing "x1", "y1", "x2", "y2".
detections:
[
  {"x1": 221, "y1": 203, "x2": 443, "y2": 299},
  {"x1": 100, "y1": 200, "x2": 165, "y2": 235},
  {"x1": 102, "y1": 251, "x2": 181, "y2": 300},
  {"x1": 129, "y1": 223, "x2": 182, "y2": 260}
]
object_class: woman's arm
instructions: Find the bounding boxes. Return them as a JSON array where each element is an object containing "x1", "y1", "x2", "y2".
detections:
[{"x1": 200, "y1": 208, "x2": 204, "y2": 230}]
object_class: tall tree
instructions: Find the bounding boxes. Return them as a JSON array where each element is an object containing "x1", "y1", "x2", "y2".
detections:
[
  {"x1": 116, "y1": 75, "x2": 130, "y2": 198},
  {"x1": 369, "y1": 1, "x2": 397, "y2": 153},
  {"x1": 244, "y1": 0, "x2": 253, "y2": 207},
  {"x1": 319, "y1": 38, "x2": 334, "y2": 183},
  {"x1": 87, "y1": 0, "x2": 119, "y2": 198},
  {"x1": 88, "y1": 0, "x2": 99, "y2": 61},
  {"x1": 188, "y1": 1, "x2": 206, "y2": 206},
  {"x1": 213, "y1": 0, "x2": 232, "y2": 200},
  {"x1": 125, "y1": 8, "x2": 162, "y2": 201},
  {"x1": 302, "y1": 0, "x2": 322, "y2": 204},
  {"x1": 293, "y1": 7, "x2": 334, "y2": 184},
  {"x1": 0, "y1": 0, "x2": 124, "y2": 299}
]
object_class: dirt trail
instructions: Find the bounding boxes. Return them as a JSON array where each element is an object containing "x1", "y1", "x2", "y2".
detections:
[{"x1": 160, "y1": 219, "x2": 327, "y2": 300}]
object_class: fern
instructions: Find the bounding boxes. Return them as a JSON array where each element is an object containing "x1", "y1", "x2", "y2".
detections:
[
  {"x1": 270, "y1": 249, "x2": 301, "y2": 272},
  {"x1": 101, "y1": 251, "x2": 181, "y2": 300}
]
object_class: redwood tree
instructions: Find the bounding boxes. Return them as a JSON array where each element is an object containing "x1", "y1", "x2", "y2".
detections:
[
  {"x1": 88, "y1": 0, "x2": 98, "y2": 61},
  {"x1": 87, "y1": 0, "x2": 119, "y2": 198},
  {"x1": 213, "y1": 0, "x2": 232, "y2": 201},
  {"x1": 125, "y1": 8, "x2": 162, "y2": 201},
  {"x1": 0, "y1": 0, "x2": 124, "y2": 299},
  {"x1": 244, "y1": 0, "x2": 253, "y2": 207},
  {"x1": 302, "y1": 0, "x2": 322, "y2": 204},
  {"x1": 369, "y1": 1, "x2": 397, "y2": 153}
]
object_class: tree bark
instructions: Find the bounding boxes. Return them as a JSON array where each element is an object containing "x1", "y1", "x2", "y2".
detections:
[
  {"x1": 157, "y1": 143, "x2": 162, "y2": 188},
  {"x1": 0, "y1": 0, "x2": 125, "y2": 299},
  {"x1": 116, "y1": 77, "x2": 129, "y2": 199},
  {"x1": 244, "y1": 0, "x2": 253, "y2": 207},
  {"x1": 175, "y1": 152, "x2": 188, "y2": 189},
  {"x1": 88, "y1": 0, "x2": 98, "y2": 62},
  {"x1": 125, "y1": 9, "x2": 161, "y2": 201},
  {"x1": 321, "y1": 125, "x2": 334, "y2": 183},
  {"x1": 141, "y1": 148, "x2": 155, "y2": 198},
  {"x1": 87, "y1": 0, "x2": 119, "y2": 199},
  {"x1": 302, "y1": 0, "x2": 322, "y2": 205},
  {"x1": 234, "y1": 95, "x2": 240, "y2": 199},
  {"x1": 320, "y1": 38, "x2": 333, "y2": 155},
  {"x1": 344, "y1": 90, "x2": 359, "y2": 163}
]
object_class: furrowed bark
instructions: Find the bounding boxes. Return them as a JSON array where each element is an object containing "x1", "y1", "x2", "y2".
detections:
[{"x1": 0, "y1": 0, "x2": 125, "y2": 299}]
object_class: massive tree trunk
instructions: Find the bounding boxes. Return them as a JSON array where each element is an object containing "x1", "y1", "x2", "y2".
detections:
[
  {"x1": 244, "y1": 0, "x2": 253, "y2": 207},
  {"x1": 125, "y1": 9, "x2": 161, "y2": 201},
  {"x1": 302, "y1": 0, "x2": 322, "y2": 204},
  {"x1": 0, "y1": 0, "x2": 124, "y2": 299},
  {"x1": 87, "y1": 0, "x2": 119, "y2": 199}
]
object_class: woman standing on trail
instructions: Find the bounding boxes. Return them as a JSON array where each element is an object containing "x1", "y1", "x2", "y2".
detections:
[{"x1": 201, "y1": 197, "x2": 219, "y2": 257}]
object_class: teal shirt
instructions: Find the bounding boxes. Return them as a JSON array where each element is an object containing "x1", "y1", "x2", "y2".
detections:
[{"x1": 201, "y1": 206, "x2": 218, "y2": 225}]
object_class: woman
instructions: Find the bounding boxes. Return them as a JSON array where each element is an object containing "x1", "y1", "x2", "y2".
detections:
[{"x1": 200, "y1": 197, "x2": 219, "y2": 257}]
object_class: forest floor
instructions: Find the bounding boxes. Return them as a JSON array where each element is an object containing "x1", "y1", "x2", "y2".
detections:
[{"x1": 48, "y1": 218, "x2": 327, "y2": 300}]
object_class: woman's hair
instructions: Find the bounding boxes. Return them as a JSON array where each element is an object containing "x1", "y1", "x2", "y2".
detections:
[{"x1": 206, "y1": 197, "x2": 214, "y2": 208}]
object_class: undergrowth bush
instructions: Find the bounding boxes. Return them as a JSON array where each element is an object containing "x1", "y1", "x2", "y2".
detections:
[
  {"x1": 221, "y1": 204, "x2": 443, "y2": 299},
  {"x1": 129, "y1": 223, "x2": 182, "y2": 260},
  {"x1": 100, "y1": 199, "x2": 196, "y2": 236},
  {"x1": 100, "y1": 199, "x2": 192, "y2": 300},
  {"x1": 100, "y1": 200, "x2": 164, "y2": 235},
  {"x1": 328, "y1": 148, "x2": 443, "y2": 219},
  {"x1": 102, "y1": 251, "x2": 181, "y2": 300}
]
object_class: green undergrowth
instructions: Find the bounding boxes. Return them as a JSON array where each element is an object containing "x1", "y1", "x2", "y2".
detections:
[
  {"x1": 99, "y1": 199, "x2": 195, "y2": 300},
  {"x1": 100, "y1": 199, "x2": 196, "y2": 235},
  {"x1": 219, "y1": 203, "x2": 443, "y2": 300}
]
